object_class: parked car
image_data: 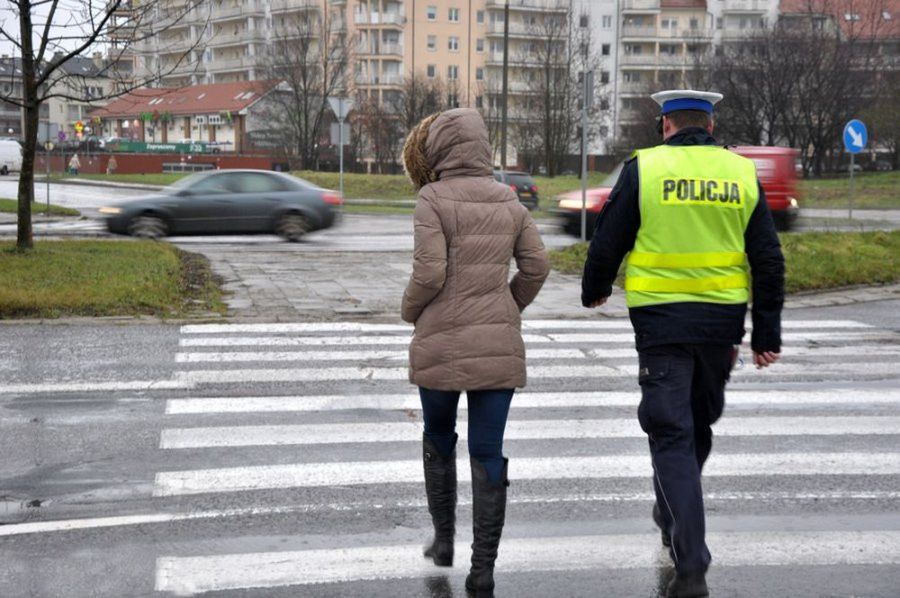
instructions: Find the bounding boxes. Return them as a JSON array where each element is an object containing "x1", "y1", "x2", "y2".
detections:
[
  {"x1": 555, "y1": 146, "x2": 801, "y2": 236},
  {"x1": 0, "y1": 139, "x2": 22, "y2": 175},
  {"x1": 493, "y1": 170, "x2": 540, "y2": 210},
  {"x1": 100, "y1": 170, "x2": 342, "y2": 241}
]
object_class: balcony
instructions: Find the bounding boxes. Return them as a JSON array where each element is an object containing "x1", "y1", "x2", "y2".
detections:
[
  {"x1": 722, "y1": 0, "x2": 769, "y2": 12},
  {"x1": 620, "y1": 53, "x2": 688, "y2": 67},
  {"x1": 485, "y1": 21, "x2": 537, "y2": 36},
  {"x1": 355, "y1": 73, "x2": 403, "y2": 86},
  {"x1": 211, "y1": 3, "x2": 265, "y2": 22},
  {"x1": 207, "y1": 56, "x2": 256, "y2": 72},
  {"x1": 485, "y1": 0, "x2": 568, "y2": 13},
  {"x1": 355, "y1": 12, "x2": 405, "y2": 25},
  {"x1": 209, "y1": 29, "x2": 264, "y2": 47},
  {"x1": 621, "y1": 26, "x2": 658, "y2": 38},
  {"x1": 356, "y1": 43, "x2": 403, "y2": 57},
  {"x1": 659, "y1": 27, "x2": 713, "y2": 40},
  {"x1": 270, "y1": 0, "x2": 318, "y2": 13},
  {"x1": 721, "y1": 28, "x2": 764, "y2": 40},
  {"x1": 621, "y1": 0, "x2": 660, "y2": 11}
]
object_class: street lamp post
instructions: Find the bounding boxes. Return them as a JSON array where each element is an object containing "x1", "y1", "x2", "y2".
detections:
[{"x1": 500, "y1": 0, "x2": 510, "y2": 170}]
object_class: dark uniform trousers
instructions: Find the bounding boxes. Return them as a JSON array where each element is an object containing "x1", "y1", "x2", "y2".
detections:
[{"x1": 637, "y1": 343, "x2": 733, "y2": 575}]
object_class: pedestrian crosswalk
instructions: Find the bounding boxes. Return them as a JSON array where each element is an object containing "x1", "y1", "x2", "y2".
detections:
[{"x1": 143, "y1": 316, "x2": 900, "y2": 595}]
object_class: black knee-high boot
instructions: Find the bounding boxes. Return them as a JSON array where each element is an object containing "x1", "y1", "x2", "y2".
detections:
[
  {"x1": 423, "y1": 434, "x2": 457, "y2": 567},
  {"x1": 465, "y1": 457, "x2": 508, "y2": 597}
]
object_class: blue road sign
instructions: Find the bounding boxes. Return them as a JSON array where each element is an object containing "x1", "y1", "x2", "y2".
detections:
[{"x1": 843, "y1": 119, "x2": 867, "y2": 154}]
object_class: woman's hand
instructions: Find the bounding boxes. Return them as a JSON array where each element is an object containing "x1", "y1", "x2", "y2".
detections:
[{"x1": 586, "y1": 297, "x2": 608, "y2": 308}]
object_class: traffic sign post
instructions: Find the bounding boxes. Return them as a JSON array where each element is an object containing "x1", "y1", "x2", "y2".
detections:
[
  {"x1": 843, "y1": 119, "x2": 867, "y2": 220},
  {"x1": 327, "y1": 97, "x2": 354, "y2": 203}
]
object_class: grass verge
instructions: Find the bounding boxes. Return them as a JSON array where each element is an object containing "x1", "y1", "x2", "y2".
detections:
[
  {"x1": 0, "y1": 240, "x2": 224, "y2": 318},
  {"x1": 71, "y1": 173, "x2": 187, "y2": 187},
  {"x1": 799, "y1": 171, "x2": 900, "y2": 209},
  {"x1": 0, "y1": 198, "x2": 79, "y2": 216},
  {"x1": 548, "y1": 230, "x2": 899, "y2": 294}
]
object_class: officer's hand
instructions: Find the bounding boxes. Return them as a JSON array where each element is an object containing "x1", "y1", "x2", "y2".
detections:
[
  {"x1": 752, "y1": 351, "x2": 780, "y2": 369},
  {"x1": 587, "y1": 297, "x2": 608, "y2": 308}
]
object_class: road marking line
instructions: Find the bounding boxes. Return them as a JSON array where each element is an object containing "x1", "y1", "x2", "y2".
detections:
[
  {"x1": 521, "y1": 319, "x2": 873, "y2": 330},
  {"x1": 174, "y1": 348, "x2": 585, "y2": 363},
  {"x1": 180, "y1": 320, "x2": 873, "y2": 334},
  {"x1": 6, "y1": 491, "x2": 898, "y2": 538},
  {"x1": 153, "y1": 453, "x2": 900, "y2": 496},
  {"x1": 174, "y1": 360, "x2": 900, "y2": 385},
  {"x1": 165, "y1": 388, "x2": 900, "y2": 414},
  {"x1": 159, "y1": 416, "x2": 900, "y2": 449},
  {"x1": 0, "y1": 380, "x2": 193, "y2": 395},
  {"x1": 154, "y1": 530, "x2": 900, "y2": 593},
  {"x1": 178, "y1": 331, "x2": 897, "y2": 347}
]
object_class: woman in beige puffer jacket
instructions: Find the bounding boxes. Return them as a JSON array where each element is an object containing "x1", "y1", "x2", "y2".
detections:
[{"x1": 401, "y1": 108, "x2": 549, "y2": 598}]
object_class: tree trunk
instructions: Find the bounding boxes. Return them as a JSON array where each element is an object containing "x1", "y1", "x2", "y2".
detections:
[{"x1": 16, "y1": 103, "x2": 39, "y2": 249}]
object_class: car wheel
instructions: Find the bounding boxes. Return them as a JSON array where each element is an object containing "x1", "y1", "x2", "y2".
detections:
[
  {"x1": 0, "y1": 166, "x2": 7, "y2": 175},
  {"x1": 277, "y1": 212, "x2": 310, "y2": 242},
  {"x1": 128, "y1": 214, "x2": 167, "y2": 240}
]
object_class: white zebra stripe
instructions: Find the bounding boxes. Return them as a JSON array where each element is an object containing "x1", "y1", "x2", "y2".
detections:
[
  {"x1": 153, "y1": 452, "x2": 900, "y2": 496},
  {"x1": 154, "y1": 530, "x2": 900, "y2": 593}
]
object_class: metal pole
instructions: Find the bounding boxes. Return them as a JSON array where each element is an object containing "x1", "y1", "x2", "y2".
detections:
[
  {"x1": 46, "y1": 147, "x2": 50, "y2": 216},
  {"x1": 848, "y1": 153, "x2": 854, "y2": 221},
  {"x1": 339, "y1": 110, "x2": 345, "y2": 201},
  {"x1": 500, "y1": 1, "x2": 509, "y2": 169},
  {"x1": 580, "y1": 74, "x2": 588, "y2": 242}
]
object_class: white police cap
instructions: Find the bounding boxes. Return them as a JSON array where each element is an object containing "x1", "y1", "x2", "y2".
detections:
[{"x1": 651, "y1": 90, "x2": 724, "y2": 115}]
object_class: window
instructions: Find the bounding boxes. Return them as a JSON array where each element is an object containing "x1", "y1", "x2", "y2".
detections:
[
  {"x1": 716, "y1": 17, "x2": 723, "y2": 29},
  {"x1": 427, "y1": 35, "x2": 436, "y2": 51},
  {"x1": 448, "y1": 93, "x2": 458, "y2": 108},
  {"x1": 427, "y1": 64, "x2": 436, "y2": 78},
  {"x1": 476, "y1": 10, "x2": 484, "y2": 24},
  {"x1": 449, "y1": 8, "x2": 460, "y2": 23},
  {"x1": 601, "y1": 43, "x2": 610, "y2": 56},
  {"x1": 600, "y1": 70, "x2": 609, "y2": 84},
  {"x1": 883, "y1": 11, "x2": 893, "y2": 20},
  {"x1": 844, "y1": 13, "x2": 860, "y2": 21},
  {"x1": 602, "y1": 15, "x2": 612, "y2": 29},
  {"x1": 660, "y1": 44, "x2": 677, "y2": 55},
  {"x1": 661, "y1": 18, "x2": 677, "y2": 29},
  {"x1": 448, "y1": 65, "x2": 459, "y2": 80},
  {"x1": 623, "y1": 71, "x2": 641, "y2": 83},
  {"x1": 600, "y1": 99, "x2": 609, "y2": 111},
  {"x1": 475, "y1": 67, "x2": 484, "y2": 81},
  {"x1": 448, "y1": 36, "x2": 459, "y2": 51},
  {"x1": 624, "y1": 44, "x2": 642, "y2": 55},
  {"x1": 689, "y1": 18, "x2": 699, "y2": 30},
  {"x1": 427, "y1": 6, "x2": 437, "y2": 20},
  {"x1": 475, "y1": 95, "x2": 483, "y2": 108},
  {"x1": 476, "y1": 38, "x2": 484, "y2": 52}
]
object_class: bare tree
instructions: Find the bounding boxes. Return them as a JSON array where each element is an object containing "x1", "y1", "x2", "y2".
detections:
[
  {"x1": 0, "y1": 0, "x2": 203, "y2": 249},
  {"x1": 863, "y1": 73, "x2": 900, "y2": 170},
  {"x1": 390, "y1": 72, "x2": 446, "y2": 134},
  {"x1": 357, "y1": 94, "x2": 402, "y2": 173},
  {"x1": 261, "y1": 11, "x2": 351, "y2": 170}
]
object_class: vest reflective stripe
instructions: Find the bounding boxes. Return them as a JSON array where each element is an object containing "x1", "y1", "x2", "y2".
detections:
[
  {"x1": 626, "y1": 144, "x2": 759, "y2": 308},
  {"x1": 627, "y1": 251, "x2": 747, "y2": 269},
  {"x1": 625, "y1": 273, "x2": 749, "y2": 294}
]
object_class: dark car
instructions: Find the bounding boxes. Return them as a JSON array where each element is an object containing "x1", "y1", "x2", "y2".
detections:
[
  {"x1": 100, "y1": 169, "x2": 341, "y2": 241},
  {"x1": 493, "y1": 170, "x2": 540, "y2": 210}
]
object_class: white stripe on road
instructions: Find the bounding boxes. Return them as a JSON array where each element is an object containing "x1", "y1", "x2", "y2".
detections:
[
  {"x1": 521, "y1": 319, "x2": 873, "y2": 330},
  {"x1": 181, "y1": 323, "x2": 412, "y2": 334},
  {"x1": 155, "y1": 530, "x2": 900, "y2": 593},
  {"x1": 7, "y1": 491, "x2": 898, "y2": 537},
  {"x1": 174, "y1": 364, "x2": 626, "y2": 384},
  {"x1": 159, "y1": 416, "x2": 900, "y2": 449},
  {"x1": 589, "y1": 345, "x2": 900, "y2": 360},
  {"x1": 0, "y1": 380, "x2": 193, "y2": 395},
  {"x1": 178, "y1": 331, "x2": 896, "y2": 348},
  {"x1": 165, "y1": 388, "x2": 900, "y2": 414},
  {"x1": 175, "y1": 348, "x2": 585, "y2": 363},
  {"x1": 153, "y1": 452, "x2": 900, "y2": 496},
  {"x1": 174, "y1": 360, "x2": 900, "y2": 385},
  {"x1": 180, "y1": 320, "x2": 873, "y2": 334}
]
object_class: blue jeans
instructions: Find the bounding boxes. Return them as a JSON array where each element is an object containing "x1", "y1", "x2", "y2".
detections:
[{"x1": 419, "y1": 387, "x2": 514, "y2": 484}]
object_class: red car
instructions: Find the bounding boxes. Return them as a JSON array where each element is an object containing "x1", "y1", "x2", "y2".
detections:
[{"x1": 556, "y1": 146, "x2": 801, "y2": 237}]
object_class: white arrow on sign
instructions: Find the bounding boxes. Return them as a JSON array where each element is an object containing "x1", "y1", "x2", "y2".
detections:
[{"x1": 847, "y1": 126, "x2": 864, "y2": 148}]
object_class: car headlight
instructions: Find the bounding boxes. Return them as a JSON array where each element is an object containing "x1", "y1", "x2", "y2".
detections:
[{"x1": 98, "y1": 206, "x2": 122, "y2": 215}]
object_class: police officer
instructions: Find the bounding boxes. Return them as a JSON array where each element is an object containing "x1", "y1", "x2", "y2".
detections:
[{"x1": 581, "y1": 90, "x2": 785, "y2": 598}]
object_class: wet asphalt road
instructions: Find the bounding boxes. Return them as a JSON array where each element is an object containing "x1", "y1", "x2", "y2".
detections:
[{"x1": 1, "y1": 299, "x2": 899, "y2": 597}]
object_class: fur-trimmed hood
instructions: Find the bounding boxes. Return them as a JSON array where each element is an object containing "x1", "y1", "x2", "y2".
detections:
[{"x1": 403, "y1": 108, "x2": 492, "y2": 190}]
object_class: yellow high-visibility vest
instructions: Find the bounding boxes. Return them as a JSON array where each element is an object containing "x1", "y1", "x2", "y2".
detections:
[{"x1": 625, "y1": 144, "x2": 759, "y2": 308}]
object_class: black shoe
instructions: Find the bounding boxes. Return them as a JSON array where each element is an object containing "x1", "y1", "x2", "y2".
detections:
[
  {"x1": 423, "y1": 435, "x2": 457, "y2": 567},
  {"x1": 666, "y1": 571, "x2": 708, "y2": 598},
  {"x1": 653, "y1": 503, "x2": 672, "y2": 548},
  {"x1": 465, "y1": 457, "x2": 508, "y2": 598}
]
